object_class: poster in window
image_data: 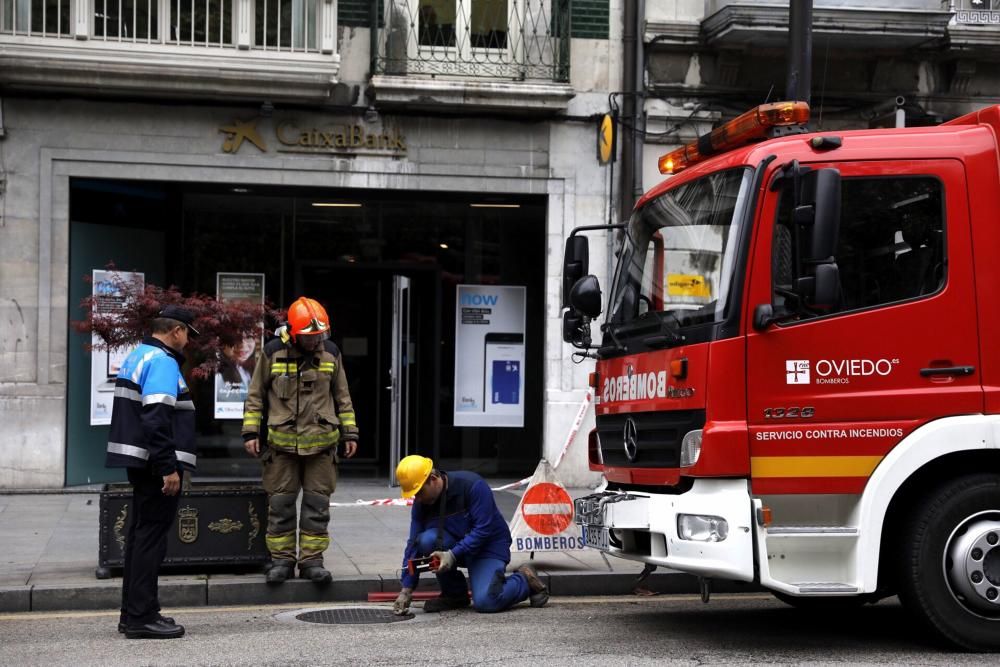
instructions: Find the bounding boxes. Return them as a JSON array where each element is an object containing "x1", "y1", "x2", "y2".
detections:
[
  {"x1": 89, "y1": 269, "x2": 144, "y2": 425},
  {"x1": 453, "y1": 285, "x2": 526, "y2": 428},
  {"x1": 214, "y1": 273, "x2": 265, "y2": 419}
]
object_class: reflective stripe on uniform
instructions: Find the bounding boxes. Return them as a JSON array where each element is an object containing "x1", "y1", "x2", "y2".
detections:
[
  {"x1": 243, "y1": 411, "x2": 262, "y2": 428},
  {"x1": 176, "y1": 451, "x2": 197, "y2": 467},
  {"x1": 337, "y1": 412, "x2": 356, "y2": 427},
  {"x1": 130, "y1": 349, "x2": 161, "y2": 384},
  {"x1": 266, "y1": 532, "x2": 296, "y2": 551},
  {"x1": 175, "y1": 400, "x2": 195, "y2": 411},
  {"x1": 267, "y1": 428, "x2": 339, "y2": 450},
  {"x1": 107, "y1": 442, "x2": 150, "y2": 460},
  {"x1": 299, "y1": 533, "x2": 330, "y2": 551},
  {"x1": 143, "y1": 393, "x2": 177, "y2": 406},
  {"x1": 318, "y1": 362, "x2": 336, "y2": 374},
  {"x1": 114, "y1": 386, "x2": 141, "y2": 402},
  {"x1": 270, "y1": 362, "x2": 296, "y2": 374}
]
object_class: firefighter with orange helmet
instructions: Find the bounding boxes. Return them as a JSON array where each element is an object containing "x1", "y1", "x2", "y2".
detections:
[{"x1": 241, "y1": 297, "x2": 358, "y2": 584}]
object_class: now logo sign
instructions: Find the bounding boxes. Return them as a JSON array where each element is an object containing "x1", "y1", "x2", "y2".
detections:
[{"x1": 461, "y1": 293, "x2": 499, "y2": 306}]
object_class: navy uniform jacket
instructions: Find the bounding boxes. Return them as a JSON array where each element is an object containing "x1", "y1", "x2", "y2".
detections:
[
  {"x1": 105, "y1": 337, "x2": 197, "y2": 476},
  {"x1": 400, "y1": 471, "x2": 512, "y2": 589}
]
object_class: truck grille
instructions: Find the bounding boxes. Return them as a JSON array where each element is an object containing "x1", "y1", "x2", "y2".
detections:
[{"x1": 597, "y1": 410, "x2": 705, "y2": 468}]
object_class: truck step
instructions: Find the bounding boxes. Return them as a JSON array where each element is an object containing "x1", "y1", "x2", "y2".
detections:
[
  {"x1": 767, "y1": 525, "x2": 858, "y2": 536},
  {"x1": 794, "y1": 582, "x2": 859, "y2": 594}
]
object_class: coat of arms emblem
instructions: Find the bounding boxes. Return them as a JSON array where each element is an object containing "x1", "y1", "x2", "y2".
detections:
[{"x1": 178, "y1": 506, "x2": 199, "y2": 544}]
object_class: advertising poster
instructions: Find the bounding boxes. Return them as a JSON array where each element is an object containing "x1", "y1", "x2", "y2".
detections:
[
  {"x1": 453, "y1": 285, "x2": 526, "y2": 428},
  {"x1": 214, "y1": 273, "x2": 265, "y2": 419},
  {"x1": 89, "y1": 269, "x2": 144, "y2": 425}
]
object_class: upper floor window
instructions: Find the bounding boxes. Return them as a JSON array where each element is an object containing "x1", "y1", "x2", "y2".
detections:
[{"x1": 378, "y1": 0, "x2": 569, "y2": 81}]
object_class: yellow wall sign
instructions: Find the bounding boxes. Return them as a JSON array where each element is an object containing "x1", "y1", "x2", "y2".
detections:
[
  {"x1": 597, "y1": 114, "x2": 615, "y2": 165},
  {"x1": 666, "y1": 273, "x2": 711, "y2": 298}
]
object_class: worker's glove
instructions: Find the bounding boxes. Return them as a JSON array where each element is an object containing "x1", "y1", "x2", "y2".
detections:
[
  {"x1": 430, "y1": 550, "x2": 456, "y2": 574},
  {"x1": 393, "y1": 588, "x2": 413, "y2": 615}
]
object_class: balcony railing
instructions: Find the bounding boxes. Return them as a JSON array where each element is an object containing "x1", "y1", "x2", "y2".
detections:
[
  {"x1": 0, "y1": 0, "x2": 333, "y2": 52},
  {"x1": 954, "y1": 0, "x2": 1000, "y2": 24},
  {"x1": 374, "y1": 0, "x2": 570, "y2": 82}
]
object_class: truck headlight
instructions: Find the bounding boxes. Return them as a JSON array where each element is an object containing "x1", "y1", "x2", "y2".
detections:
[
  {"x1": 677, "y1": 514, "x2": 729, "y2": 542},
  {"x1": 680, "y1": 429, "x2": 703, "y2": 467}
]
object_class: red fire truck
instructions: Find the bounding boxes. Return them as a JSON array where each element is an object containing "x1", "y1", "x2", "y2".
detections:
[{"x1": 564, "y1": 101, "x2": 1000, "y2": 651}]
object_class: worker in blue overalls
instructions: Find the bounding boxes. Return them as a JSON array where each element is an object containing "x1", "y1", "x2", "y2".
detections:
[{"x1": 392, "y1": 455, "x2": 549, "y2": 615}]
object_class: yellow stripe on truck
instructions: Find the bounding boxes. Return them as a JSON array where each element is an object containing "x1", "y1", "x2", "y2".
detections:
[{"x1": 750, "y1": 455, "x2": 883, "y2": 478}]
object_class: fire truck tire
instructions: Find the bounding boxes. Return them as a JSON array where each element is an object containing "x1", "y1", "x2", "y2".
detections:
[
  {"x1": 771, "y1": 591, "x2": 873, "y2": 610},
  {"x1": 897, "y1": 473, "x2": 1000, "y2": 652}
]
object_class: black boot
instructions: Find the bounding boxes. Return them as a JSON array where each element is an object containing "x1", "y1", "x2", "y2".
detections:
[
  {"x1": 299, "y1": 565, "x2": 333, "y2": 584},
  {"x1": 266, "y1": 563, "x2": 294, "y2": 585}
]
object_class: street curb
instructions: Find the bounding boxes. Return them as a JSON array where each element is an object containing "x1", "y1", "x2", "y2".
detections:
[
  {"x1": 206, "y1": 575, "x2": 378, "y2": 607},
  {"x1": 7, "y1": 572, "x2": 765, "y2": 613},
  {"x1": 0, "y1": 586, "x2": 31, "y2": 612}
]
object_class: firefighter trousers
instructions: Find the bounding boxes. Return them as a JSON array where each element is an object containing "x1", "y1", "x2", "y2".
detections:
[{"x1": 261, "y1": 447, "x2": 338, "y2": 568}]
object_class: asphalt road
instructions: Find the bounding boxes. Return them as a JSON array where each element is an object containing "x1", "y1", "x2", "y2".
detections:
[{"x1": 0, "y1": 594, "x2": 988, "y2": 666}]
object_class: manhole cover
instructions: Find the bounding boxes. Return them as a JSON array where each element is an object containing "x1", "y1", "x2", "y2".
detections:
[{"x1": 295, "y1": 608, "x2": 413, "y2": 625}]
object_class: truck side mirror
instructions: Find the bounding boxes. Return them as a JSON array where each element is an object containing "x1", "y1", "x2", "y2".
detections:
[
  {"x1": 563, "y1": 236, "x2": 589, "y2": 308},
  {"x1": 812, "y1": 263, "x2": 841, "y2": 311},
  {"x1": 800, "y1": 168, "x2": 841, "y2": 261},
  {"x1": 570, "y1": 275, "x2": 602, "y2": 318},
  {"x1": 562, "y1": 310, "x2": 589, "y2": 345}
]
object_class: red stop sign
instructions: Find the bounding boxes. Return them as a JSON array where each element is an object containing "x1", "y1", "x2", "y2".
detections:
[{"x1": 520, "y1": 482, "x2": 574, "y2": 535}]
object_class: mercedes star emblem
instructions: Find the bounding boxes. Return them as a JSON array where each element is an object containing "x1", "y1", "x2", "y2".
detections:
[{"x1": 623, "y1": 418, "x2": 638, "y2": 462}]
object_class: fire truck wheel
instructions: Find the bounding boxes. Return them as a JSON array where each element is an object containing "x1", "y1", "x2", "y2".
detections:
[
  {"x1": 771, "y1": 591, "x2": 873, "y2": 610},
  {"x1": 898, "y1": 473, "x2": 1000, "y2": 652}
]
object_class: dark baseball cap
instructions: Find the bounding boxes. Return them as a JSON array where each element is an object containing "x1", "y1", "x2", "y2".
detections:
[{"x1": 158, "y1": 305, "x2": 201, "y2": 337}]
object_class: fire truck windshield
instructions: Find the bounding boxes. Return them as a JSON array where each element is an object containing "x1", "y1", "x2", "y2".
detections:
[{"x1": 606, "y1": 167, "x2": 754, "y2": 339}]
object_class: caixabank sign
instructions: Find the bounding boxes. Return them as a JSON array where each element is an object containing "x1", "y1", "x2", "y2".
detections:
[{"x1": 219, "y1": 117, "x2": 407, "y2": 155}]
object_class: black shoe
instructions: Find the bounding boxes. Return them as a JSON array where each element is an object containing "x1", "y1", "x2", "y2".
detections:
[
  {"x1": 299, "y1": 565, "x2": 332, "y2": 584},
  {"x1": 266, "y1": 564, "x2": 293, "y2": 585},
  {"x1": 124, "y1": 620, "x2": 185, "y2": 639},
  {"x1": 119, "y1": 615, "x2": 174, "y2": 634},
  {"x1": 422, "y1": 595, "x2": 470, "y2": 613}
]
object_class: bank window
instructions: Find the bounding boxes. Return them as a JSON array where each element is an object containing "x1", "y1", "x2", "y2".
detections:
[{"x1": 772, "y1": 176, "x2": 945, "y2": 317}]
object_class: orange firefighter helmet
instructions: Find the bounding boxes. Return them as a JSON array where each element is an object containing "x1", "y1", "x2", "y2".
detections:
[{"x1": 286, "y1": 297, "x2": 331, "y2": 341}]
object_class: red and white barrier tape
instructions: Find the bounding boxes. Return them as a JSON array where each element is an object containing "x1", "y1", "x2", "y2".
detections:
[
  {"x1": 329, "y1": 388, "x2": 594, "y2": 507},
  {"x1": 330, "y1": 497, "x2": 413, "y2": 508},
  {"x1": 552, "y1": 388, "x2": 594, "y2": 471}
]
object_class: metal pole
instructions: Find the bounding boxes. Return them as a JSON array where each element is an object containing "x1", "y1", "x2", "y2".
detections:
[
  {"x1": 786, "y1": 0, "x2": 812, "y2": 104},
  {"x1": 619, "y1": 0, "x2": 637, "y2": 224},
  {"x1": 632, "y1": 0, "x2": 645, "y2": 208}
]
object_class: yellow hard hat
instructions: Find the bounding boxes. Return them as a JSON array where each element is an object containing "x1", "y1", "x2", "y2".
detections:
[{"x1": 397, "y1": 455, "x2": 434, "y2": 499}]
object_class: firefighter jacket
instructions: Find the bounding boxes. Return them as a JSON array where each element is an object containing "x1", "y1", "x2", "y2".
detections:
[
  {"x1": 241, "y1": 338, "x2": 358, "y2": 456},
  {"x1": 399, "y1": 471, "x2": 513, "y2": 590},
  {"x1": 106, "y1": 337, "x2": 197, "y2": 475}
]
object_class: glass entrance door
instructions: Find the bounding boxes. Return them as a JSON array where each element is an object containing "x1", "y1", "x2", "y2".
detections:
[{"x1": 388, "y1": 275, "x2": 411, "y2": 486}]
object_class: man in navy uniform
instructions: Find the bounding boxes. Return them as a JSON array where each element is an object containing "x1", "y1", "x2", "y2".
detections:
[
  {"x1": 106, "y1": 305, "x2": 199, "y2": 639},
  {"x1": 391, "y1": 455, "x2": 548, "y2": 615}
]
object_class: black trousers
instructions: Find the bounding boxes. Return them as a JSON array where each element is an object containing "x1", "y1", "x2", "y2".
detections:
[{"x1": 120, "y1": 467, "x2": 181, "y2": 626}]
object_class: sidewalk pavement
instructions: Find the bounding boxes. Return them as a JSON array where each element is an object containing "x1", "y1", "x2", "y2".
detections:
[{"x1": 0, "y1": 480, "x2": 755, "y2": 613}]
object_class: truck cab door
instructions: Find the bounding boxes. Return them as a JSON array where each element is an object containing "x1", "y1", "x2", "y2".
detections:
[{"x1": 745, "y1": 159, "x2": 982, "y2": 494}]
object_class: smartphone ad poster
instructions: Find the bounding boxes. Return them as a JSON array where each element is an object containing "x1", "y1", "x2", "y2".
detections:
[
  {"x1": 453, "y1": 285, "x2": 526, "y2": 428},
  {"x1": 89, "y1": 269, "x2": 144, "y2": 425}
]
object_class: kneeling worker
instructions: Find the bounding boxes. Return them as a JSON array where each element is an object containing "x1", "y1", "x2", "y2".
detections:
[{"x1": 392, "y1": 455, "x2": 548, "y2": 615}]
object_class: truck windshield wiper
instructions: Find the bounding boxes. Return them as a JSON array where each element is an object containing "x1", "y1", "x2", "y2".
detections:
[
  {"x1": 597, "y1": 323, "x2": 627, "y2": 357},
  {"x1": 643, "y1": 313, "x2": 684, "y2": 348}
]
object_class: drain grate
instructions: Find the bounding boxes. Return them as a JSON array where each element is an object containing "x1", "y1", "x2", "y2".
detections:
[{"x1": 295, "y1": 607, "x2": 413, "y2": 625}]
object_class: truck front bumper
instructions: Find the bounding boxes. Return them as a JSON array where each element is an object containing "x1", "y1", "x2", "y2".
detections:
[{"x1": 574, "y1": 479, "x2": 756, "y2": 582}]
